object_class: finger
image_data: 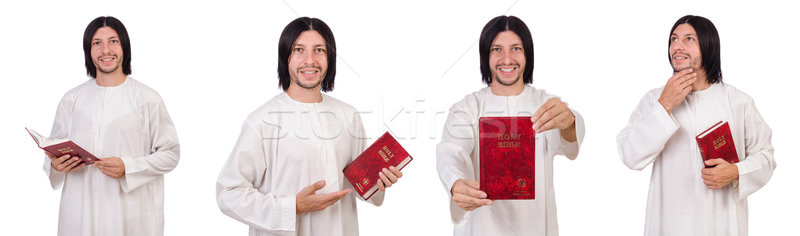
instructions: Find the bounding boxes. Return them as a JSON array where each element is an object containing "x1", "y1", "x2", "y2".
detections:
[
  {"x1": 300, "y1": 180, "x2": 326, "y2": 196},
  {"x1": 378, "y1": 172, "x2": 392, "y2": 188},
  {"x1": 676, "y1": 72, "x2": 697, "y2": 85},
  {"x1": 59, "y1": 157, "x2": 80, "y2": 170},
  {"x1": 389, "y1": 166, "x2": 403, "y2": 178},
  {"x1": 377, "y1": 179, "x2": 385, "y2": 191},
  {"x1": 539, "y1": 111, "x2": 571, "y2": 132},
  {"x1": 465, "y1": 180, "x2": 480, "y2": 189},
  {"x1": 532, "y1": 98, "x2": 559, "y2": 124},
  {"x1": 452, "y1": 193, "x2": 482, "y2": 207},
  {"x1": 705, "y1": 158, "x2": 727, "y2": 166},
  {"x1": 55, "y1": 154, "x2": 72, "y2": 164},
  {"x1": 319, "y1": 189, "x2": 351, "y2": 203},
  {"x1": 382, "y1": 168, "x2": 399, "y2": 183},
  {"x1": 467, "y1": 187, "x2": 488, "y2": 199}
]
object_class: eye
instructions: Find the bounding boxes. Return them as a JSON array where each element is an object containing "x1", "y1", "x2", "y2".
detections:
[
  {"x1": 512, "y1": 47, "x2": 523, "y2": 51},
  {"x1": 314, "y1": 48, "x2": 325, "y2": 53},
  {"x1": 687, "y1": 37, "x2": 695, "y2": 42},
  {"x1": 491, "y1": 47, "x2": 501, "y2": 53},
  {"x1": 111, "y1": 39, "x2": 119, "y2": 44},
  {"x1": 92, "y1": 41, "x2": 101, "y2": 46},
  {"x1": 293, "y1": 48, "x2": 303, "y2": 53},
  {"x1": 670, "y1": 37, "x2": 678, "y2": 42}
]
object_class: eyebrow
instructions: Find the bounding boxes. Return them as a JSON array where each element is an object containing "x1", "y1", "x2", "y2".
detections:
[
  {"x1": 671, "y1": 33, "x2": 696, "y2": 37},
  {"x1": 293, "y1": 43, "x2": 326, "y2": 48},
  {"x1": 92, "y1": 36, "x2": 119, "y2": 41},
  {"x1": 491, "y1": 43, "x2": 522, "y2": 47}
]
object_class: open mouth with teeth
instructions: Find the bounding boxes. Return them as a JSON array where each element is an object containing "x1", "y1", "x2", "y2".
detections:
[
  {"x1": 299, "y1": 68, "x2": 321, "y2": 78},
  {"x1": 98, "y1": 56, "x2": 116, "y2": 65},
  {"x1": 497, "y1": 66, "x2": 518, "y2": 76}
]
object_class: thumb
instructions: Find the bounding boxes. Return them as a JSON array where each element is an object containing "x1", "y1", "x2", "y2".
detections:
[
  {"x1": 704, "y1": 158, "x2": 726, "y2": 166},
  {"x1": 300, "y1": 180, "x2": 326, "y2": 195},
  {"x1": 466, "y1": 180, "x2": 480, "y2": 189}
]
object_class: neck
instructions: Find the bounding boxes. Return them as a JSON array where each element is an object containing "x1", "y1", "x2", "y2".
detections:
[
  {"x1": 691, "y1": 69, "x2": 712, "y2": 91},
  {"x1": 490, "y1": 79, "x2": 525, "y2": 96},
  {"x1": 286, "y1": 84, "x2": 323, "y2": 103},
  {"x1": 95, "y1": 71, "x2": 126, "y2": 87}
]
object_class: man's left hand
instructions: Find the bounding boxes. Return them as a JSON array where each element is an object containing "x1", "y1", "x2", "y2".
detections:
[
  {"x1": 377, "y1": 166, "x2": 402, "y2": 191},
  {"x1": 701, "y1": 158, "x2": 739, "y2": 189},
  {"x1": 531, "y1": 97, "x2": 576, "y2": 141},
  {"x1": 96, "y1": 157, "x2": 126, "y2": 178}
]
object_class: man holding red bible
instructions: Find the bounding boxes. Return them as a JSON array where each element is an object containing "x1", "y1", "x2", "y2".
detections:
[
  {"x1": 216, "y1": 17, "x2": 401, "y2": 236},
  {"x1": 436, "y1": 15, "x2": 585, "y2": 235},
  {"x1": 44, "y1": 16, "x2": 181, "y2": 236},
  {"x1": 617, "y1": 15, "x2": 776, "y2": 235}
]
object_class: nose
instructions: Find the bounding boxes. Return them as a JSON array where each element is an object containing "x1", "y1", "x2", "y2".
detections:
[
  {"x1": 501, "y1": 49, "x2": 512, "y2": 64},
  {"x1": 100, "y1": 42, "x2": 110, "y2": 54}
]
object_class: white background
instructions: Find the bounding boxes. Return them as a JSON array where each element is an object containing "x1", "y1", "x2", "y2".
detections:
[{"x1": 1, "y1": 0, "x2": 797, "y2": 235}]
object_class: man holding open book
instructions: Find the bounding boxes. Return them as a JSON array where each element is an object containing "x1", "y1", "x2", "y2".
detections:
[
  {"x1": 436, "y1": 15, "x2": 585, "y2": 235},
  {"x1": 617, "y1": 15, "x2": 776, "y2": 236},
  {"x1": 215, "y1": 17, "x2": 402, "y2": 236},
  {"x1": 42, "y1": 16, "x2": 181, "y2": 236}
]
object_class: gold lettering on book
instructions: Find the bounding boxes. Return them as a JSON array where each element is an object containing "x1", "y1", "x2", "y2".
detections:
[
  {"x1": 378, "y1": 146, "x2": 394, "y2": 162},
  {"x1": 713, "y1": 136, "x2": 727, "y2": 150},
  {"x1": 57, "y1": 147, "x2": 74, "y2": 154},
  {"x1": 497, "y1": 133, "x2": 521, "y2": 148}
]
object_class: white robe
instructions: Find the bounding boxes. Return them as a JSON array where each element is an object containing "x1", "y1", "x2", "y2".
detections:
[
  {"x1": 436, "y1": 86, "x2": 585, "y2": 236},
  {"x1": 216, "y1": 92, "x2": 383, "y2": 236},
  {"x1": 44, "y1": 78, "x2": 180, "y2": 236},
  {"x1": 617, "y1": 83, "x2": 775, "y2": 236}
]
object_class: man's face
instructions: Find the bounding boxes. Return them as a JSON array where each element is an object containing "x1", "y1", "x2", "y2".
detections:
[
  {"x1": 489, "y1": 31, "x2": 526, "y2": 86},
  {"x1": 288, "y1": 30, "x2": 328, "y2": 90},
  {"x1": 90, "y1": 26, "x2": 124, "y2": 75},
  {"x1": 669, "y1": 23, "x2": 702, "y2": 72}
]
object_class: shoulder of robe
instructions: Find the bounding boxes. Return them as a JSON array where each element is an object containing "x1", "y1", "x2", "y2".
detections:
[
  {"x1": 448, "y1": 87, "x2": 487, "y2": 114},
  {"x1": 59, "y1": 79, "x2": 94, "y2": 103},
  {"x1": 718, "y1": 83, "x2": 755, "y2": 107},
  {"x1": 129, "y1": 78, "x2": 166, "y2": 105},
  {"x1": 251, "y1": 94, "x2": 287, "y2": 126}
]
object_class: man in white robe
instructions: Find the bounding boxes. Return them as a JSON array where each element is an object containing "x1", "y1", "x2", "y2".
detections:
[
  {"x1": 617, "y1": 15, "x2": 776, "y2": 236},
  {"x1": 44, "y1": 16, "x2": 180, "y2": 236},
  {"x1": 436, "y1": 15, "x2": 585, "y2": 236},
  {"x1": 216, "y1": 17, "x2": 402, "y2": 236}
]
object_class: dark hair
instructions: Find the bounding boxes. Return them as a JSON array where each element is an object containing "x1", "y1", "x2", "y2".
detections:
[
  {"x1": 479, "y1": 15, "x2": 534, "y2": 85},
  {"x1": 277, "y1": 17, "x2": 337, "y2": 92},
  {"x1": 83, "y1": 16, "x2": 132, "y2": 79},
  {"x1": 669, "y1": 15, "x2": 722, "y2": 84}
]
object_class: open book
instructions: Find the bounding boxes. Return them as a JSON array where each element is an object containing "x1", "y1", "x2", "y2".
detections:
[{"x1": 26, "y1": 127, "x2": 99, "y2": 165}]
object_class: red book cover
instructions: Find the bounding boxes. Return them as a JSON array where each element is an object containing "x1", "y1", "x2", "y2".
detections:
[
  {"x1": 26, "y1": 127, "x2": 99, "y2": 165},
  {"x1": 343, "y1": 132, "x2": 413, "y2": 200},
  {"x1": 479, "y1": 117, "x2": 535, "y2": 200},
  {"x1": 696, "y1": 121, "x2": 739, "y2": 168}
]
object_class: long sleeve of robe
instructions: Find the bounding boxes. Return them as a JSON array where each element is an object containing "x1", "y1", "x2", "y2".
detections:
[
  {"x1": 43, "y1": 78, "x2": 180, "y2": 236},
  {"x1": 617, "y1": 83, "x2": 775, "y2": 236},
  {"x1": 436, "y1": 86, "x2": 585, "y2": 236},
  {"x1": 216, "y1": 93, "x2": 381, "y2": 236}
]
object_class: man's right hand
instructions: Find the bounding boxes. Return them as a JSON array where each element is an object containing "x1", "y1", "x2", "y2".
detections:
[
  {"x1": 658, "y1": 68, "x2": 696, "y2": 114},
  {"x1": 296, "y1": 180, "x2": 352, "y2": 214},
  {"x1": 451, "y1": 179, "x2": 492, "y2": 211},
  {"x1": 46, "y1": 152, "x2": 84, "y2": 172}
]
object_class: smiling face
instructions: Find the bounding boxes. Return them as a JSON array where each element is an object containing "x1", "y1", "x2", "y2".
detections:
[
  {"x1": 288, "y1": 30, "x2": 328, "y2": 90},
  {"x1": 90, "y1": 26, "x2": 124, "y2": 75},
  {"x1": 669, "y1": 23, "x2": 702, "y2": 72},
  {"x1": 489, "y1": 31, "x2": 526, "y2": 86}
]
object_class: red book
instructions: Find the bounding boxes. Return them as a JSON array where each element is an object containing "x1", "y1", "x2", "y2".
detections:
[
  {"x1": 696, "y1": 121, "x2": 739, "y2": 168},
  {"x1": 479, "y1": 117, "x2": 535, "y2": 200},
  {"x1": 343, "y1": 132, "x2": 413, "y2": 200},
  {"x1": 26, "y1": 127, "x2": 99, "y2": 165}
]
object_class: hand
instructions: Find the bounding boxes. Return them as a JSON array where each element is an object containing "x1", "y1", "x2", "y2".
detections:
[
  {"x1": 701, "y1": 158, "x2": 739, "y2": 189},
  {"x1": 47, "y1": 152, "x2": 84, "y2": 172},
  {"x1": 95, "y1": 157, "x2": 126, "y2": 178},
  {"x1": 531, "y1": 97, "x2": 577, "y2": 141},
  {"x1": 658, "y1": 68, "x2": 696, "y2": 114},
  {"x1": 377, "y1": 166, "x2": 403, "y2": 191},
  {"x1": 296, "y1": 180, "x2": 352, "y2": 214},
  {"x1": 450, "y1": 179, "x2": 492, "y2": 211}
]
